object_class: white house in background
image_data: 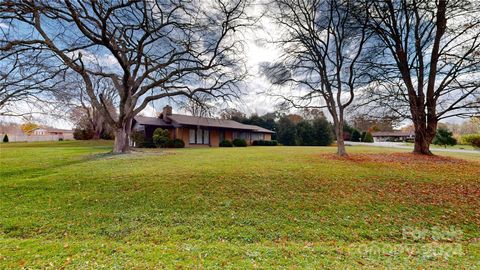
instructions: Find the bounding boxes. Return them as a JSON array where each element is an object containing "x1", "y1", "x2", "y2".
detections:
[
  {"x1": 371, "y1": 131, "x2": 415, "y2": 142},
  {"x1": 30, "y1": 127, "x2": 74, "y2": 140},
  {"x1": 1, "y1": 127, "x2": 74, "y2": 142}
]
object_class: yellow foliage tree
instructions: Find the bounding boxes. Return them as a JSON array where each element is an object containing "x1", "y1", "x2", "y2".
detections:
[{"x1": 21, "y1": 122, "x2": 39, "y2": 135}]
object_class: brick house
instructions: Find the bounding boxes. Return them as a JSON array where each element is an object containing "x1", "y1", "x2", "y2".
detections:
[{"x1": 132, "y1": 106, "x2": 275, "y2": 147}]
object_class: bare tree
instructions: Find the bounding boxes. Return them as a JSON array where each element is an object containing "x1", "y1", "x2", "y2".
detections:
[
  {"x1": 219, "y1": 107, "x2": 246, "y2": 120},
  {"x1": 178, "y1": 94, "x2": 216, "y2": 117},
  {"x1": 1, "y1": 0, "x2": 251, "y2": 153},
  {"x1": 265, "y1": 0, "x2": 370, "y2": 156},
  {"x1": 358, "y1": 0, "x2": 480, "y2": 155},
  {"x1": 0, "y1": 49, "x2": 65, "y2": 117},
  {"x1": 65, "y1": 77, "x2": 118, "y2": 139}
]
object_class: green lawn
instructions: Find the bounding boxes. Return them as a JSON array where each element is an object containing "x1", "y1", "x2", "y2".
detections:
[{"x1": 1, "y1": 141, "x2": 479, "y2": 269}]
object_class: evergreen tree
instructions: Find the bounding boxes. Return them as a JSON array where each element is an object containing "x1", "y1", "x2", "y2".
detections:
[
  {"x1": 277, "y1": 116, "x2": 297, "y2": 146},
  {"x1": 363, "y1": 132, "x2": 374, "y2": 143},
  {"x1": 312, "y1": 118, "x2": 334, "y2": 146},
  {"x1": 351, "y1": 129, "x2": 361, "y2": 142},
  {"x1": 296, "y1": 120, "x2": 315, "y2": 145},
  {"x1": 433, "y1": 127, "x2": 457, "y2": 148},
  {"x1": 3, "y1": 134, "x2": 9, "y2": 143}
]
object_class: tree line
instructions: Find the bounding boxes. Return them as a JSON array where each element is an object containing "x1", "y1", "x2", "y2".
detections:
[{"x1": 221, "y1": 109, "x2": 376, "y2": 146}]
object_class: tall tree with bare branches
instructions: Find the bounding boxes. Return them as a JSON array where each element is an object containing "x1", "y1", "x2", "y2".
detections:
[
  {"x1": 1, "y1": 0, "x2": 250, "y2": 153},
  {"x1": 357, "y1": 0, "x2": 480, "y2": 155},
  {"x1": 0, "y1": 49, "x2": 65, "y2": 117},
  {"x1": 265, "y1": 0, "x2": 370, "y2": 156}
]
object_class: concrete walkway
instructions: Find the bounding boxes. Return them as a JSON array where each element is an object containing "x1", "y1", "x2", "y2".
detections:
[{"x1": 347, "y1": 141, "x2": 480, "y2": 154}]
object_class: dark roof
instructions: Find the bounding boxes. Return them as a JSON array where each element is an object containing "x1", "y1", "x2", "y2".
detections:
[
  {"x1": 136, "y1": 114, "x2": 275, "y2": 133},
  {"x1": 134, "y1": 116, "x2": 173, "y2": 127},
  {"x1": 372, "y1": 131, "x2": 414, "y2": 137},
  {"x1": 168, "y1": 114, "x2": 275, "y2": 133}
]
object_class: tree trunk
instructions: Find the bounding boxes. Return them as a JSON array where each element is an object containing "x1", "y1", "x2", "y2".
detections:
[
  {"x1": 335, "y1": 121, "x2": 348, "y2": 156},
  {"x1": 411, "y1": 107, "x2": 437, "y2": 155},
  {"x1": 91, "y1": 109, "x2": 104, "y2": 140},
  {"x1": 92, "y1": 125, "x2": 102, "y2": 140},
  {"x1": 112, "y1": 118, "x2": 132, "y2": 154},
  {"x1": 413, "y1": 130, "x2": 431, "y2": 155}
]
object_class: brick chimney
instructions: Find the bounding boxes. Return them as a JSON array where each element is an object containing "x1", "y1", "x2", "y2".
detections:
[{"x1": 161, "y1": 105, "x2": 172, "y2": 121}]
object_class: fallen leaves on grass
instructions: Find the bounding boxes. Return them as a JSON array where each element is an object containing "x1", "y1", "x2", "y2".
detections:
[{"x1": 320, "y1": 153, "x2": 474, "y2": 166}]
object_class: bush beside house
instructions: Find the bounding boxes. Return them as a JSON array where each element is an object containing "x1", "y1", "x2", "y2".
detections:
[
  {"x1": 153, "y1": 128, "x2": 170, "y2": 148},
  {"x1": 3, "y1": 134, "x2": 8, "y2": 143},
  {"x1": 219, "y1": 140, "x2": 233, "y2": 147},
  {"x1": 252, "y1": 140, "x2": 278, "y2": 146},
  {"x1": 132, "y1": 128, "x2": 184, "y2": 149},
  {"x1": 232, "y1": 138, "x2": 247, "y2": 147}
]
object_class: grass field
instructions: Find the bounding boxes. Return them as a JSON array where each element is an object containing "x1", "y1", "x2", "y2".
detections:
[{"x1": 1, "y1": 141, "x2": 479, "y2": 269}]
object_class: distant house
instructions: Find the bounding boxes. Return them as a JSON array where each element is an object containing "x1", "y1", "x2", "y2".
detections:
[
  {"x1": 1, "y1": 127, "x2": 74, "y2": 142},
  {"x1": 29, "y1": 127, "x2": 74, "y2": 140},
  {"x1": 371, "y1": 131, "x2": 415, "y2": 142},
  {"x1": 133, "y1": 106, "x2": 275, "y2": 147}
]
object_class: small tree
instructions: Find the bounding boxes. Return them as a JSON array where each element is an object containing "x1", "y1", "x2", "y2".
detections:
[
  {"x1": 277, "y1": 116, "x2": 297, "y2": 146},
  {"x1": 153, "y1": 129, "x2": 170, "y2": 148},
  {"x1": 351, "y1": 129, "x2": 361, "y2": 142},
  {"x1": 363, "y1": 132, "x2": 374, "y2": 143},
  {"x1": 296, "y1": 120, "x2": 315, "y2": 146},
  {"x1": 312, "y1": 118, "x2": 334, "y2": 146},
  {"x1": 3, "y1": 134, "x2": 9, "y2": 143},
  {"x1": 433, "y1": 128, "x2": 457, "y2": 148},
  {"x1": 20, "y1": 122, "x2": 39, "y2": 135},
  {"x1": 360, "y1": 132, "x2": 367, "y2": 142}
]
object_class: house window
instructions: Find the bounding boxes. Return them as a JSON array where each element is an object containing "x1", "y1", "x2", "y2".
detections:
[
  {"x1": 234, "y1": 131, "x2": 249, "y2": 140},
  {"x1": 252, "y1": 133, "x2": 264, "y2": 141},
  {"x1": 189, "y1": 127, "x2": 209, "y2": 145},
  {"x1": 219, "y1": 130, "x2": 225, "y2": 142},
  {"x1": 189, "y1": 129, "x2": 196, "y2": 144},
  {"x1": 203, "y1": 129, "x2": 209, "y2": 144},
  {"x1": 196, "y1": 128, "x2": 203, "y2": 144}
]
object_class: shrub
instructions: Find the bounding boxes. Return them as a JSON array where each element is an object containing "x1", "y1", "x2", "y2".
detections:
[
  {"x1": 252, "y1": 140, "x2": 278, "y2": 146},
  {"x1": 141, "y1": 140, "x2": 156, "y2": 148},
  {"x1": 363, "y1": 132, "x2": 374, "y2": 143},
  {"x1": 252, "y1": 140, "x2": 265, "y2": 146},
  {"x1": 3, "y1": 134, "x2": 8, "y2": 143},
  {"x1": 219, "y1": 140, "x2": 233, "y2": 147},
  {"x1": 461, "y1": 134, "x2": 480, "y2": 148},
  {"x1": 153, "y1": 128, "x2": 170, "y2": 148},
  {"x1": 232, "y1": 138, "x2": 247, "y2": 147},
  {"x1": 171, "y1": 139, "x2": 185, "y2": 148},
  {"x1": 73, "y1": 127, "x2": 94, "y2": 140},
  {"x1": 58, "y1": 138, "x2": 64, "y2": 141},
  {"x1": 433, "y1": 127, "x2": 457, "y2": 148}
]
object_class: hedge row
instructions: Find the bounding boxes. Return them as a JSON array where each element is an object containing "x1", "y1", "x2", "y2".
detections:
[{"x1": 252, "y1": 140, "x2": 278, "y2": 146}]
